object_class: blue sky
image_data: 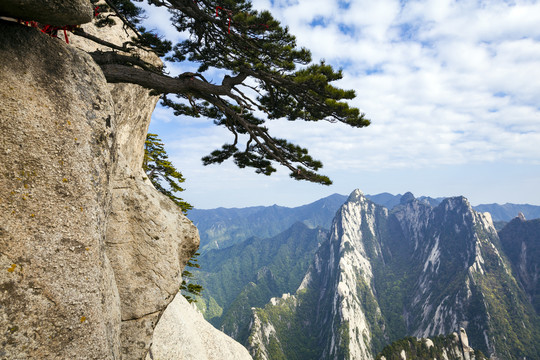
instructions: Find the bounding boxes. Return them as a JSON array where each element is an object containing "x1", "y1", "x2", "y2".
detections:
[{"x1": 142, "y1": 0, "x2": 540, "y2": 209}]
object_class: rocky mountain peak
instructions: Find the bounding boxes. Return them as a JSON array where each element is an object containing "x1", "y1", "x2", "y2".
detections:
[
  {"x1": 246, "y1": 187, "x2": 540, "y2": 359},
  {"x1": 518, "y1": 212, "x2": 526, "y2": 221},
  {"x1": 400, "y1": 191, "x2": 416, "y2": 204},
  {"x1": 346, "y1": 188, "x2": 365, "y2": 203},
  {"x1": 440, "y1": 195, "x2": 471, "y2": 212}
]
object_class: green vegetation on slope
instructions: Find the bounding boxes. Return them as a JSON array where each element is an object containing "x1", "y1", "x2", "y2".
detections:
[
  {"x1": 194, "y1": 222, "x2": 328, "y2": 343},
  {"x1": 498, "y1": 217, "x2": 540, "y2": 314},
  {"x1": 376, "y1": 334, "x2": 489, "y2": 360},
  {"x1": 251, "y1": 288, "x2": 323, "y2": 360},
  {"x1": 473, "y1": 234, "x2": 540, "y2": 359},
  {"x1": 188, "y1": 193, "x2": 346, "y2": 252}
]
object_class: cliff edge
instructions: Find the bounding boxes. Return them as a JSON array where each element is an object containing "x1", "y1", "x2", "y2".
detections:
[{"x1": 0, "y1": 1, "x2": 249, "y2": 359}]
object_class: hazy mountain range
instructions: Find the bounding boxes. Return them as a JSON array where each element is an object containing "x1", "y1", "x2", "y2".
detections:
[
  {"x1": 189, "y1": 193, "x2": 540, "y2": 253},
  {"x1": 187, "y1": 191, "x2": 540, "y2": 359}
]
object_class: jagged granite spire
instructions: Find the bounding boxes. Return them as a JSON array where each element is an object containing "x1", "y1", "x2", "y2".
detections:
[{"x1": 247, "y1": 190, "x2": 540, "y2": 359}]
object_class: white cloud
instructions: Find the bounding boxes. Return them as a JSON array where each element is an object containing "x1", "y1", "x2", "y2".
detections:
[{"x1": 145, "y1": 0, "x2": 540, "y2": 208}]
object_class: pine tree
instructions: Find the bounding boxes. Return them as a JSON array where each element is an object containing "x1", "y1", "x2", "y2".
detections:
[
  {"x1": 143, "y1": 133, "x2": 192, "y2": 214},
  {"x1": 143, "y1": 133, "x2": 201, "y2": 302},
  {"x1": 179, "y1": 252, "x2": 203, "y2": 303},
  {"x1": 76, "y1": 0, "x2": 370, "y2": 185}
]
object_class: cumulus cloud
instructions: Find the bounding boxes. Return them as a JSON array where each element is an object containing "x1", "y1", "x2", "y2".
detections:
[
  {"x1": 255, "y1": 0, "x2": 540, "y2": 165},
  {"x1": 146, "y1": 0, "x2": 540, "y2": 207}
]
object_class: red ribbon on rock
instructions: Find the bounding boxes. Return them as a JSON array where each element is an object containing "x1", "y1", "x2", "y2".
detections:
[
  {"x1": 215, "y1": 6, "x2": 270, "y2": 35},
  {"x1": 41, "y1": 24, "x2": 78, "y2": 43},
  {"x1": 18, "y1": 20, "x2": 77, "y2": 44}
]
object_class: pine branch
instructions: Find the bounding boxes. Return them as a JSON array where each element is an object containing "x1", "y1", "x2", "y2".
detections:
[{"x1": 85, "y1": 0, "x2": 369, "y2": 185}]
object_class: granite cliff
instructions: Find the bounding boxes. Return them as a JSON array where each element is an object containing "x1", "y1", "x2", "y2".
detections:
[
  {"x1": 498, "y1": 214, "x2": 540, "y2": 314},
  {"x1": 0, "y1": 1, "x2": 250, "y2": 359},
  {"x1": 247, "y1": 190, "x2": 540, "y2": 359}
]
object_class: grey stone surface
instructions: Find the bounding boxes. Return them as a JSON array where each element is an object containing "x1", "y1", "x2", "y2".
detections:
[
  {"x1": 1, "y1": 17, "x2": 200, "y2": 360},
  {"x1": 73, "y1": 21, "x2": 200, "y2": 358},
  {"x1": 0, "y1": 0, "x2": 93, "y2": 25},
  {"x1": 0, "y1": 21, "x2": 121, "y2": 359},
  {"x1": 106, "y1": 143, "x2": 199, "y2": 358},
  {"x1": 459, "y1": 327, "x2": 472, "y2": 360},
  {"x1": 148, "y1": 294, "x2": 253, "y2": 360}
]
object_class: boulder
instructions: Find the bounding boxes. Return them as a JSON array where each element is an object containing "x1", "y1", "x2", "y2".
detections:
[
  {"x1": 148, "y1": 295, "x2": 253, "y2": 360},
  {"x1": 0, "y1": 0, "x2": 93, "y2": 26}
]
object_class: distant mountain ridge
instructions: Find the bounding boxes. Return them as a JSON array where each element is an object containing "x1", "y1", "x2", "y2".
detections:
[
  {"x1": 365, "y1": 193, "x2": 540, "y2": 221},
  {"x1": 188, "y1": 194, "x2": 540, "y2": 254},
  {"x1": 188, "y1": 193, "x2": 346, "y2": 253},
  {"x1": 246, "y1": 190, "x2": 540, "y2": 359},
  {"x1": 189, "y1": 190, "x2": 540, "y2": 359},
  {"x1": 474, "y1": 203, "x2": 540, "y2": 222}
]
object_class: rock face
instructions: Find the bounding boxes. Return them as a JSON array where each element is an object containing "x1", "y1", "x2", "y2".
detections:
[
  {"x1": 0, "y1": 9, "x2": 202, "y2": 360},
  {"x1": 0, "y1": 21, "x2": 120, "y2": 359},
  {"x1": 378, "y1": 328, "x2": 486, "y2": 360},
  {"x1": 248, "y1": 190, "x2": 540, "y2": 360},
  {"x1": 71, "y1": 22, "x2": 199, "y2": 357},
  {"x1": 320, "y1": 189, "x2": 389, "y2": 359},
  {"x1": 148, "y1": 294, "x2": 253, "y2": 360},
  {"x1": 498, "y1": 215, "x2": 540, "y2": 314},
  {"x1": 0, "y1": 0, "x2": 93, "y2": 26},
  {"x1": 105, "y1": 82, "x2": 199, "y2": 358}
]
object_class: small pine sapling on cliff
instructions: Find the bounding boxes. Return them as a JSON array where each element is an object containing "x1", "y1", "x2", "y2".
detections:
[
  {"x1": 179, "y1": 252, "x2": 204, "y2": 303},
  {"x1": 143, "y1": 133, "x2": 202, "y2": 302},
  {"x1": 143, "y1": 133, "x2": 192, "y2": 214}
]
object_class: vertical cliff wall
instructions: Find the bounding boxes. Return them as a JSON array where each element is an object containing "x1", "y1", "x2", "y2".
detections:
[
  {"x1": 0, "y1": 21, "x2": 122, "y2": 359},
  {"x1": 0, "y1": 2, "x2": 258, "y2": 358},
  {"x1": 69, "y1": 18, "x2": 201, "y2": 358},
  {"x1": 0, "y1": 2, "x2": 200, "y2": 358},
  {"x1": 106, "y1": 79, "x2": 199, "y2": 358}
]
